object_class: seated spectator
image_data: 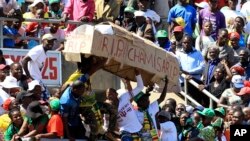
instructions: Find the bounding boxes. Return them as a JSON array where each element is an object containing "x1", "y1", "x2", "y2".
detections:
[
  {"x1": 27, "y1": 80, "x2": 42, "y2": 101},
  {"x1": 0, "y1": 64, "x2": 10, "y2": 82},
  {"x1": 0, "y1": 0, "x2": 22, "y2": 19},
  {"x1": 95, "y1": 0, "x2": 120, "y2": 23},
  {"x1": 15, "y1": 101, "x2": 49, "y2": 139},
  {"x1": 10, "y1": 63, "x2": 28, "y2": 91},
  {"x1": 44, "y1": 22, "x2": 65, "y2": 51},
  {"x1": 195, "y1": 20, "x2": 215, "y2": 57},
  {"x1": 35, "y1": 99, "x2": 64, "y2": 140},
  {"x1": 3, "y1": 19, "x2": 20, "y2": 48},
  {"x1": 0, "y1": 76, "x2": 20, "y2": 102},
  {"x1": 15, "y1": 91, "x2": 34, "y2": 113},
  {"x1": 134, "y1": 10, "x2": 154, "y2": 42},
  {"x1": 48, "y1": 0, "x2": 62, "y2": 18},
  {"x1": 4, "y1": 108, "x2": 23, "y2": 141},
  {"x1": 23, "y1": 0, "x2": 45, "y2": 26},
  {"x1": 121, "y1": 6, "x2": 137, "y2": 33},
  {"x1": 156, "y1": 30, "x2": 171, "y2": 51},
  {"x1": 157, "y1": 110, "x2": 177, "y2": 141}
]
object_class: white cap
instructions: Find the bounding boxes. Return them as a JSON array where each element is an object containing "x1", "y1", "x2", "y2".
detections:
[
  {"x1": 28, "y1": 0, "x2": 45, "y2": 9},
  {"x1": 28, "y1": 80, "x2": 41, "y2": 91},
  {"x1": 195, "y1": 2, "x2": 209, "y2": 9},
  {"x1": 1, "y1": 76, "x2": 20, "y2": 89},
  {"x1": 42, "y1": 33, "x2": 56, "y2": 41},
  {"x1": 134, "y1": 11, "x2": 146, "y2": 17},
  {"x1": 231, "y1": 75, "x2": 245, "y2": 88}
]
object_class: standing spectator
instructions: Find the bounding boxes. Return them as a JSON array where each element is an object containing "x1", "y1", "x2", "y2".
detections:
[
  {"x1": 22, "y1": 33, "x2": 56, "y2": 101},
  {"x1": 62, "y1": 0, "x2": 95, "y2": 33},
  {"x1": 60, "y1": 80, "x2": 87, "y2": 140},
  {"x1": 170, "y1": 26, "x2": 184, "y2": 52},
  {"x1": 233, "y1": 49, "x2": 250, "y2": 80},
  {"x1": 168, "y1": 0, "x2": 197, "y2": 37},
  {"x1": 95, "y1": 0, "x2": 120, "y2": 23},
  {"x1": 199, "y1": 0, "x2": 226, "y2": 40},
  {"x1": 156, "y1": 30, "x2": 171, "y2": 51}
]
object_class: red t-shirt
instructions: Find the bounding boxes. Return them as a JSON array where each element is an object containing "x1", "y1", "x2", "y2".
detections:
[{"x1": 47, "y1": 114, "x2": 64, "y2": 137}]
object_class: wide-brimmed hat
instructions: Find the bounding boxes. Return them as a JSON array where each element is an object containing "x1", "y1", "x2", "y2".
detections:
[
  {"x1": 26, "y1": 101, "x2": 43, "y2": 119},
  {"x1": 1, "y1": 76, "x2": 20, "y2": 89}
]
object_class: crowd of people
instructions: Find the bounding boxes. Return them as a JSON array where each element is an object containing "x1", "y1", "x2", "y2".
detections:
[{"x1": 1, "y1": 0, "x2": 250, "y2": 141}]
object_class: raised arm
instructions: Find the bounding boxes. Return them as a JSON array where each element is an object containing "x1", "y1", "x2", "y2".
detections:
[
  {"x1": 157, "y1": 76, "x2": 168, "y2": 104},
  {"x1": 131, "y1": 69, "x2": 144, "y2": 97}
]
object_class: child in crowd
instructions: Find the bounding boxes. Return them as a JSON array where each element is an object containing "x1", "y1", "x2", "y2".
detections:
[
  {"x1": 4, "y1": 108, "x2": 23, "y2": 141},
  {"x1": 35, "y1": 99, "x2": 64, "y2": 140}
]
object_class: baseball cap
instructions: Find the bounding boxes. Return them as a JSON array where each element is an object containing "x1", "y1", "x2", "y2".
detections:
[
  {"x1": 2, "y1": 97, "x2": 15, "y2": 111},
  {"x1": 158, "y1": 110, "x2": 171, "y2": 120},
  {"x1": 173, "y1": 26, "x2": 184, "y2": 32},
  {"x1": 193, "y1": 105, "x2": 204, "y2": 112},
  {"x1": 0, "y1": 64, "x2": 10, "y2": 70},
  {"x1": 229, "y1": 32, "x2": 240, "y2": 40},
  {"x1": 49, "y1": 98, "x2": 60, "y2": 111},
  {"x1": 212, "y1": 117, "x2": 223, "y2": 128},
  {"x1": 173, "y1": 17, "x2": 186, "y2": 28},
  {"x1": 42, "y1": 33, "x2": 56, "y2": 41},
  {"x1": 195, "y1": 2, "x2": 209, "y2": 9},
  {"x1": 49, "y1": 0, "x2": 60, "y2": 5},
  {"x1": 28, "y1": 80, "x2": 41, "y2": 91},
  {"x1": 1, "y1": 76, "x2": 20, "y2": 89},
  {"x1": 124, "y1": 6, "x2": 135, "y2": 14},
  {"x1": 214, "y1": 107, "x2": 226, "y2": 117},
  {"x1": 134, "y1": 91, "x2": 150, "y2": 103},
  {"x1": 237, "y1": 87, "x2": 250, "y2": 96},
  {"x1": 231, "y1": 75, "x2": 245, "y2": 89},
  {"x1": 197, "y1": 108, "x2": 215, "y2": 118},
  {"x1": 156, "y1": 30, "x2": 168, "y2": 38},
  {"x1": 134, "y1": 11, "x2": 146, "y2": 17}
]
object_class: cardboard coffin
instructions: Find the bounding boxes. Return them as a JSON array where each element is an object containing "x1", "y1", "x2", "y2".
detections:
[{"x1": 63, "y1": 22, "x2": 180, "y2": 92}]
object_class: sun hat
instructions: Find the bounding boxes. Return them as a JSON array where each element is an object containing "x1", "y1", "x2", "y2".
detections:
[
  {"x1": 173, "y1": 26, "x2": 184, "y2": 32},
  {"x1": 231, "y1": 75, "x2": 245, "y2": 89},
  {"x1": 42, "y1": 33, "x2": 56, "y2": 41},
  {"x1": 124, "y1": 6, "x2": 135, "y2": 14},
  {"x1": 49, "y1": 0, "x2": 60, "y2": 5},
  {"x1": 156, "y1": 30, "x2": 168, "y2": 38},
  {"x1": 28, "y1": 0, "x2": 45, "y2": 9},
  {"x1": 1, "y1": 76, "x2": 19, "y2": 89},
  {"x1": 0, "y1": 64, "x2": 10, "y2": 70},
  {"x1": 26, "y1": 101, "x2": 43, "y2": 119},
  {"x1": 134, "y1": 91, "x2": 150, "y2": 103},
  {"x1": 197, "y1": 108, "x2": 215, "y2": 118},
  {"x1": 49, "y1": 98, "x2": 60, "y2": 111},
  {"x1": 2, "y1": 97, "x2": 15, "y2": 111},
  {"x1": 28, "y1": 80, "x2": 41, "y2": 91},
  {"x1": 214, "y1": 107, "x2": 226, "y2": 117},
  {"x1": 237, "y1": 87, "x2": 250, "y2": 96}
]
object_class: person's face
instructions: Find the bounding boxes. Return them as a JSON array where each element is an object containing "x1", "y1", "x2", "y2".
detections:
[
  {"x1": 50, "y1": 23, "x2": 60, "y2": 34},
  {"x1": 135, "y1": 16, "x2": 146, "y2": 27},
  {"x1": 176, "y1": 105, "x2": 186, "y2": 117},
  {"x1": 209, "y1": 0, "x2": 218, "y2": 9},
  {"x1": 230, "y1": 37, "x2": 239, "y2": 47},
  {"x1": 8, "y1": 88, "x2": 21, "y2": 97},
  {"x1": 157, "y1": 37, "x2": 168, "y2": 48},
  {"x1": 203, "y1": 22, "x2": 212, "y2": 34},
  {"x1": 51, "y1": 3, "x2": 60, "y2": 12},
  {"x1": 22, "y1": 96, "x2": 33, "y2": 108},
  {"x1": 124, "y1": 12, "x2": 134, "y2": 20},
  {"x1": 173, "y1": 32, "x2": 183, "y2": 41},
  {"x1": 201, "y1": 116, "x2": 212, "y2": 126},
  {"x1": 208, "y1": 48, "x2": 219, "y2": 60},
  {"x1": 243, "y1": 109, "x2": 250, "y2": 121},
  {"x1": 228, "y1": 0, "x2": 238, "y2": 9},
  {"x1": 36, "y1": 9, "x2": 44, "y2": 18},
  {"x1": 73, "y1": 86, "x2": 85, "y2": 98},
  {"x1": 231, "y1": 68, "x2": 239, "y2": 75},
  {"x1": 11, "y1": 64, "x2": 23, "y2": 80},
  {"x1": 214, "y1": 68, "x2": 224, "y2": 80},
  {"x1": 193, "y1": 112, "x2": 201, "y2": 123},
  {"x1": 11, "y1": 110, "x2": 23, "y2": 126},
  {"x1": 35, "y1": 2, "x2": 44, "y2": 10},
  {"x1": 239, "y1": 50, "x2": 248, "y2": 63},
  {"x1": 137, "y1": 96, "x2": 150, "y2": 109},
  {"x1": 31, "y1": 85, "x2": 42, "y2": 100},
  {"x1": 232, "y1": 111, "x2": 243, "y2": 125},
  {"x1": 218, "y1": 31, "x2": 228, "y2": 45},
  {"x1": 0, "y1": 69, "x2": 8, "y2": 82},
  {"x1": 13, "y1": 21, "x2": 22, "y2": 29},
  {"x1": 43, "y1": 39, "x2": 55, "y2": 51},
  {"x1": 180, "y1": 113, "x2": 189, "y2": 126},
  {"x1": 106, "y1": 89, "x2": 118, "y2": 101},
  {"x1": 227, "y1": 109, "x2": 234, "y2": 122},
  {"x1": 137, "y1": 0, "x2": 149, "y2": 11},
  {"x1": 9, "y1": 100, "x2": 19, "y2": 110},
  {"x1": 182, "y1": 37, "x2": 192, "y2": 52},
  {"x1": 234, "y1": 17, "x2": 244, "y2": 30}
]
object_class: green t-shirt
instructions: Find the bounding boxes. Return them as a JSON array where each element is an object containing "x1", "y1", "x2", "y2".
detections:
[
  {"x1": 24, "y1": 114, "x2": 49, "y2": 132},
  {"x1": 4, "y1": 124, "x2": 20, "y2": 141}
]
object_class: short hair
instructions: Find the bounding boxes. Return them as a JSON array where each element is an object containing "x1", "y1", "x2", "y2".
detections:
[
  {"x1": 218, "y1": 28, "x2": 228, "y2": 35},
  {"x1": 72, "y1": 80, "x2": 85, "y2": 89},
  {"x1": 8, "y1": 107, "x2": 21, "y2": 119}
]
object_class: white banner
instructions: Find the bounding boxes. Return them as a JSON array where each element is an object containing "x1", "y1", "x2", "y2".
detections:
[{"x1": 2, "y1": 48, "x2": 62, "y2": 86}]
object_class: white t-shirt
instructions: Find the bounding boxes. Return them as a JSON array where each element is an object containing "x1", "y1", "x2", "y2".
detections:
[
  {"x1": 136, "y1": 101, "x2": 160, "y2": 131},
  {"x1": 27, "y1": 45, "x2": 47, "y2": 81},
  {"x1": 159, "y1": 121, "x2": 178, "y2": 141},
  {"x1": 0, "y1": 88, "x2": 10, "y2": 115},
  {"x1": 240, "y1": 1, "x2": 250, "y2": 22},
  {"x1": 44, "y1": 27, "x2": 66, "y2": 50},
  {"x1": 117, "y1": 75, "x2": 144, "y2": 133}
]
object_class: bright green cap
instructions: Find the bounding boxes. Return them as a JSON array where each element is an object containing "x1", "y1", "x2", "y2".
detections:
[
  {"x1": 50, "y1": 99, "x2": 60, "y2": 111},
  {"x1": 156, "y1": 30, "x2": 168, "y2": 38},
  {"x1": 134, "y1": 91, "x2": 150, "y2": 103},
  {"x1": 49, "y1": 0, "x2": 60, "y2": 5},
  {"x1": 212, "y1": 117, "x2": 224, "y2": 128},
  {"x1": 215, "y1": 107, "x2": 226, "y2": 117},
  {"x1": 124, "y1": 6, "x2": 135, "y2": 14},
  {"x1": 197, "y1": 108, "x2": 215, "y2": 118}
]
